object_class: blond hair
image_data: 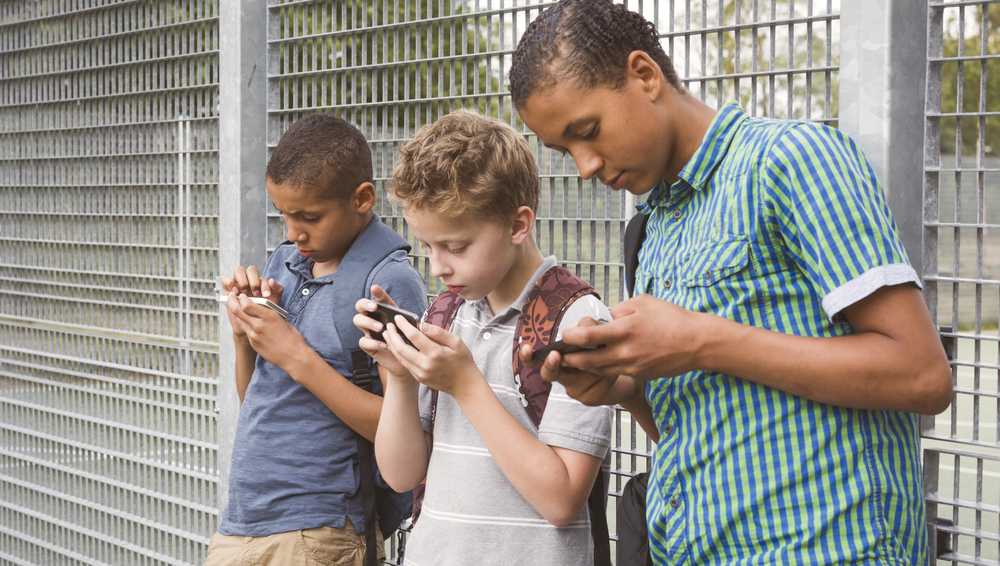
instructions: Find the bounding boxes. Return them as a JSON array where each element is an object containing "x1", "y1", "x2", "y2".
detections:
[{"x1": 388, "y1": 109, "x2": 539, "y2": 222}]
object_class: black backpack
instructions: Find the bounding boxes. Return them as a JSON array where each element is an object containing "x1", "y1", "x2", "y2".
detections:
[{"x1": 618, "y1": 212, "x2": 654, "y2": 566}]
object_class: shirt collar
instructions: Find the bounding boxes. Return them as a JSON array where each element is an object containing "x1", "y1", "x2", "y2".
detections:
[{"x1": 638, "y1": 102, "x2": 747, "y2": 213}]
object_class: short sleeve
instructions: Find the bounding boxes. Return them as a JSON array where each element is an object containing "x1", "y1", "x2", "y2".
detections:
[
  {"x1": 536, "y1": 294, "x2": 614, "y2": 458},
  {"x1": 761, "y1": 123, "x2": 918, "y2": 319}
]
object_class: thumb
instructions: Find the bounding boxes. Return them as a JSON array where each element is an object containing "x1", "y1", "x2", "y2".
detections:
[
  {"x1": 610, "y1": 295, "x2": 643, "y2": 320},
  {"x1": 369, "y1": 284, "x2": 394, "y2": 305}
]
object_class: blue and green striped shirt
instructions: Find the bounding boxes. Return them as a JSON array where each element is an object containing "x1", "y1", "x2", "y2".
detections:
[{"x1": 640, "y1": 103, "x2": 927, "y2": 565}]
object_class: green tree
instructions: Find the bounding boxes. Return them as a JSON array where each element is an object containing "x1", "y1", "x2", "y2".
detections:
[{"x1": 939, "y1": 5, "x2": 1000, "y2": 159}]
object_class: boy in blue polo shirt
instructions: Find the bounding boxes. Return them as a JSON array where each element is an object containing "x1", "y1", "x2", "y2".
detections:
[
  {"x1": 508, "y1": 1, "x2": 953, "y2": 565},
  {"x1": 207, "y1": 114, "x2": 427, "y2": 566}
]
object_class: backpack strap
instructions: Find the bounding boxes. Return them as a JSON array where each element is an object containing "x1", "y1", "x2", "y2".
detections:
[
  {"x1": 409, "y1": 288, "x2": 463, "y2": 524},
  {"x1": 511, "y1": 266, "x2": 610, "y2": 566},
  {"x1": 329, "y1": 216, "x2": 411, "y2": 566},
  {"x1": 623, "y1": 212, "x2": 650, "y2": 298},
  {"x1": 512, "y1": 266, "x2": 597, "y2": 426}
]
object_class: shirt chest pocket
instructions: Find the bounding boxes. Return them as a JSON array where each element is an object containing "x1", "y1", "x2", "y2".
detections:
[{"x1": 680, "y1": 237, "x2": 750, "y2": 287}]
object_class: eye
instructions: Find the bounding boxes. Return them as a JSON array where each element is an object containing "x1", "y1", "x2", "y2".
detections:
[
  {"x1": 581, "y1": 125, "x2": 598, "y2": 140},
  {"x1": 447, "y1": 245, "x2": 468, "y2": 254}
]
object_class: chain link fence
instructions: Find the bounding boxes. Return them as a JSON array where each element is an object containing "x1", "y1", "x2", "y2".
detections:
[{"x1": 1, "y1": 0, "x2": 995, "y2": 564}]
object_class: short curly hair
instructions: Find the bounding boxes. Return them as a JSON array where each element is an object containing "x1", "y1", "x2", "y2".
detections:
[
  {"x1": 266, "y1": 114, "x2": 373, "y2": 201},
  {"x1": 388, "y1": 109, "x2": 539, "y2": 223},
  {"x1": 509, "y1": 0, "x2": 682, "y2": 109}
]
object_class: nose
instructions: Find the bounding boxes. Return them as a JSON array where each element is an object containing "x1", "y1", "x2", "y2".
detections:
[
  {"x1": 285, "y1": 218, "x2": 305, "y2": 243},
  {"x1": 573, "y1": 146, "x2": 602, "y2": 181},
  {"x1": 427, "y1": 249, "x2": 451, "y2": 279}
]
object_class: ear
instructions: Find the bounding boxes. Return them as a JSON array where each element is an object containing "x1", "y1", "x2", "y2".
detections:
[
  {"x1": 353, "y1": 182, "x2": 376, "y2": 213},
  {"x1": 509, "y1": 206, "x2": 536, "y2": 245},
  {"x1": 626, "y1": 50, "x2": 664, "y2": 103}
]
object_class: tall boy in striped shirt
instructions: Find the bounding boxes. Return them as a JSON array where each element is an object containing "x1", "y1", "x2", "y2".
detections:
[{"x1": 508, "y1": 1, "x2": 953, "y2": 564}]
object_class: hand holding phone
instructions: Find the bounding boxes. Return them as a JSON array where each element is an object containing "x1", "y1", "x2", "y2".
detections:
[
  {"x1": 218, "y1": 294, "x2": 289, "y2": 320},
  {"x1": 531, "y1": 340, "x2": 605, "y2": 361},
  {"x1": 364, "y1": 302, "x2": 421, "y2": 346}
]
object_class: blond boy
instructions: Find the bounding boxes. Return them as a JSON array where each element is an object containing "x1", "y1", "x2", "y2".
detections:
[{"x1": 354, "y1": 110, "x2": 634, "y2": 565}]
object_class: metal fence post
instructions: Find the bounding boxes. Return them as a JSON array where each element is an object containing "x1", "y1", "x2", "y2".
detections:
[
  {"x1": 219, "y1": 0, "x2": 269, "y2": 514},
  {"x1": 838, "y1": 0, "x2": 928, "y2": 277}
]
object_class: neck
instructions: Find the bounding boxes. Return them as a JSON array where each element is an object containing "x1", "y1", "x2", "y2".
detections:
[
  {"x1": 485, "y1": 239, "x2": 546, "y2": 315},
  {"x1": 311, "y1": 212, "x2": 375, "y2": 278},
  {"x1": 663, "y1": 90, "x2": 720, "y2": 184}
]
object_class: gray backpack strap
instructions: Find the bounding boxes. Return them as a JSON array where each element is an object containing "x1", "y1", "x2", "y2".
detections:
[{"x1": 328, "y1": 217, "x2": 411, "y2": 566}]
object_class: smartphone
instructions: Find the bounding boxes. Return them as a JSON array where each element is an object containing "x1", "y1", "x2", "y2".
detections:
[
  {"x1": 531, "y1": 340, "x2": 605, "y2": 361},
  {"x1": 217, "y1": 294, "x2": 289, "y2": 320},
  {"x1": 365, "y1": 302, "x2": 421, "y2": 346}
]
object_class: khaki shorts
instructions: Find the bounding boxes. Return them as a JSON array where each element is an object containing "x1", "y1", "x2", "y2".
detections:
[{"x1": 203, "y1": 518, "x2": 385, "y2": 566}]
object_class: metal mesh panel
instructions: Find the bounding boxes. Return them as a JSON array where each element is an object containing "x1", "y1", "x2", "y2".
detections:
[
  {"x1": 265, "y1": 1, "x2": 839, "y2": 562},
  {"x1": 923, "y1": 1, "x2": 1000, "y2": 564},
  {"x1": 0, "y1": 1, "x2": 221, "y2": 564}
]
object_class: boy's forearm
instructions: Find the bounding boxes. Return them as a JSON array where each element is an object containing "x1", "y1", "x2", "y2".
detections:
[
  {"x1": 374, "y1": 370, "x2": 430, "y2": 491},
  {"x1": 282, "y1": 349, "x2": 384, "y2": 442},
  {"x1": 233, "y1": 336, "x2": 256, "y2": 403},
  {"x1": 453, "y1": 377, "x2": 603, "y2": 527},
  {"x1": 692, "y1": 286, "x2": 952, "y2": 414}
]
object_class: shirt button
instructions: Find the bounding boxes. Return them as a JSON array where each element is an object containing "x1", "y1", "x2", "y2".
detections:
[
  {"x1": 301, "y1": 288, "x2": 310, "y2": 296},
  {"x1": 483, "y1": 331, "x2": 492, "y2": 340},
  {"x1": 669, "y1": 497, "x2": 680, "y2": 509},
  {"x1": 663, "y1": 278, "x2": 672, "y2": 289},
  {"x1": 663, "y1": 424, "x2": 673, "y2": 436},
  {"x1": 672, "y1": 210, "x2": 683, "y2": 220}
]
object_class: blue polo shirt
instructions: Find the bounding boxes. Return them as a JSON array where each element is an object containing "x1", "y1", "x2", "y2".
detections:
[
  {"x1": 640, "y1": 103, "x2": 928, "y2": 565},
  {"x1": 219, "y1": 222, "x2": 427, "y2": 537}
]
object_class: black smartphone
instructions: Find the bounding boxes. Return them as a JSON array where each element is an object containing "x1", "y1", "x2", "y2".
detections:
[
  {"x1": 531, "y1": 340, "x2": 605, "y2": 361},
  {"x1": 365, "y1": 302, "x2": 421, "y2": 346}
]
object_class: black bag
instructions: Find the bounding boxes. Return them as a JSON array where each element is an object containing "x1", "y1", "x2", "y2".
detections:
[
  {"x1": 617, "y1": 472, "x2": 654, "y2": 566},
  {"x1": 618, "y1": 216, "x2": 653, "y2": 565},
  {"x1": 624, "y1": 212, "x2": 650, "y2": 297}
]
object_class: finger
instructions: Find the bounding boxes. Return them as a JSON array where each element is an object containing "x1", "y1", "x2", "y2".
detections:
[
  {"x1": 609, "y1": 295, "x2": 645, "y2": 319},
  {"x1": 358, "y1": 335, "x2": 388, "y2": 354},
  {"x1": 260, "y1": 277, "x2": 272, "y2": 298},
  {"x1": 518, "y1": 343, "x2": 544, "y2": 369},
  {"x1": 382, "y1": 323, "x2": 423, "y2": 374},
  {"x1": 271, "y1": 279, "x2": 283, "y2": 294},
  {"x1": 416, "y1": 321, "x2": 463, "y2": 351},
  {"x1": 539, "y1": 352, "x2": 565, "y2": 383},
  {"x1": 369, "y1": 285, "x2": 395, "y2": 305},
  {"x1": 231, "y1": 267, "x2": 251, "y2": 295},
  {"x1": 235, "y1": 294, "x2": 269, "y2": 322},
  {"x1": 246, "y1": 266, "x2": 263, "y2": 296},
  {"x1": 353, "y1": 312, "x2": 383, "y2": 335}
]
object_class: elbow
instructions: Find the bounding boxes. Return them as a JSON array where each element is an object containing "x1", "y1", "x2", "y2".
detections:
[
  {"x1": 540, "y1": 502, "x2": 588, "y2": 528},
  {"x1": 913, "y1": 358, "x2": 953, "y2": 415}
]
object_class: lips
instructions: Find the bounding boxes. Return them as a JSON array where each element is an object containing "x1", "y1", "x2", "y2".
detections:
[
  {"x1": 446, "y1": 285, "x2": 465, "y2": 294},
  {"x1": 298, "y1": 249, "x2": 313, "y2": 258},
  {"x1": 608, "y1": 173, "x2": 625, "y2": 191}
]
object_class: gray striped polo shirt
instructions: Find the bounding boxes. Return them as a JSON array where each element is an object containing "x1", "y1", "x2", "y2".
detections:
[{"x1": 404, "y1": 257, "x2": 613, "y2": 566}]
